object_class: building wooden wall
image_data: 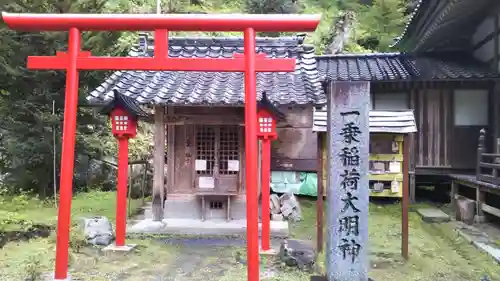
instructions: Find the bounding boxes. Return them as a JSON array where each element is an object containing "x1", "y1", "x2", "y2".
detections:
[
  {"x1": 412, "y1": 88, "x2": 453, "y2": 168},
  {"x1": 373, "y1": 82, "x2": 494, "y2": 174},
  {"x1": 163, "y1": 105, "x2": 317, "y2": 195},
  {"x1": 271, "y1": 104, "x2": 317, "y2": 171}
]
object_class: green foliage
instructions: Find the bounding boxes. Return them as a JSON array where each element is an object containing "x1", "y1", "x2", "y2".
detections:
[
  {"x1": 355, "y1": 0, "x2": 409, "y2": 52},
  {"x1": 313, "y1": 0, "x2": 409, "y2": 54},
  {"x1": 244, "y1": 0, "x2": 301, "y2": 36},
  {"x1": 0, "y1": 0, "x2": 411, "y2": 195},
  {"x1": 0, "y1": 0, "x2": 124, "y2": 195}
]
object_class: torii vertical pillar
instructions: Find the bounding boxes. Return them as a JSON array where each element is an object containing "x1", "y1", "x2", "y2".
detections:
[{"x1": 54, "y1": 27, "x2": 80, "y2": 280}]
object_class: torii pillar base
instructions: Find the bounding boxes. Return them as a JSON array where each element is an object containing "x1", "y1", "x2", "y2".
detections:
[
  {"x1": 52, "y1": 274, "x2": 71, "y2": 281},
  {"x1": 259, "y1": 248, "x2": 278, "y2": 256}
]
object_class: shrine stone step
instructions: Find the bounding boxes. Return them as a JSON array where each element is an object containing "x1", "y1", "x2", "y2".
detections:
[{"x1": 417, "y1": 208, "x2": 450, "y2": 223}]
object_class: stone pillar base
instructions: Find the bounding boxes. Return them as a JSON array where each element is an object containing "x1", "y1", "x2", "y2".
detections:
[
  {"x1": 474, "y1": 215, "x2": 486, "y2": 223},
  {"x1": 102, "y1": 243, "x2": 137, "y2": 254}
]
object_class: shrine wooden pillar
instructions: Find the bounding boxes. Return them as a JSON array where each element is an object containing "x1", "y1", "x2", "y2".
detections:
[{"x1": 152, "y1": 105, "x2": 166, "y2": 221}]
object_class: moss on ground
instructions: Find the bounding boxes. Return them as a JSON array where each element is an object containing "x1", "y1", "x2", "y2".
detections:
[
  {"x1": 1, "y1": 192, "x2": 499, "y2": 281},
  {"x1": 290, "y1": 198, "x2": 500, "y2": 281}
]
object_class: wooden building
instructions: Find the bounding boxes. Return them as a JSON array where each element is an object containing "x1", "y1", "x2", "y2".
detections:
[
  {"x1": 314, "y1": 52, "x2": 499, "y2": 181},
  {"x1": 86, "y1": 33, "x2": 324, "y2": 221},
  {"x1": 311, "y1": 0, "x2": 500, "y2": 202}
]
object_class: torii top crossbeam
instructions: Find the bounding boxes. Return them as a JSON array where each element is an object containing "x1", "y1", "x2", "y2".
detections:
[{"x1": 2, "y1": 12, "x2": 321, "y2": 32}]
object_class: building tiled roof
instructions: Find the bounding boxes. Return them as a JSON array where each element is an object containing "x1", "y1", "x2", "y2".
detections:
[
  {"x1": 316, "y1": 52, "x2": 500, "y2": 82},
  {"x1": 313, "y1": 107, "x2": 417, "y2": 134},
  {"x1": 87, "y1": 34, "x2": 325, "y2": 106},
  {"x1": 394, "y1": 0, "x2": 500, "y2": 52}
]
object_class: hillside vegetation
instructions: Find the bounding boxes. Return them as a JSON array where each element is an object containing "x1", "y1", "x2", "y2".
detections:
[{"x1": 0, "y1": 0, "x2": 410, "y2": 195}]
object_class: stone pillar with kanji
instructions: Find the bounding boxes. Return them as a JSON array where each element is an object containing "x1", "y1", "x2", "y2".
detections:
[{"x1": 325, "y1": 81, "x2": 370, "y2": 281}]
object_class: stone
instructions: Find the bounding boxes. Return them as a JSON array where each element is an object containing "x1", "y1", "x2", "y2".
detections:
[
  {"x1": 280, "y1": 204, "x2": 293, "y2": 218},
  {"x1": 326, "y1": 81, "x2": 370, "y2": 281},
  {"x1": 270, "y1": 194, "x2": 281, "y2": 214},
  {"x1": 455, "y1": 197, "x2": 475, "y2": 225},
  {"x1": 279, "y1": 239, "x2": 316, "y2": 272},
  {"x1": 83, "y1": 216, "x2": 114, "y2": 246},
  {"x1": 271, "y1": 213, "x2": 284, "y2": 221},
  {"x1": 279, "y1": 192, "x2": 299, "y2": 209},
  {"x1": 280, "y1": 193, "x2": 302, "y2": 221},
  {"x1": 288, "y1": 209, "x2": 302, "y2": 222},
  {"x1": 417, "y1": 208, "x2": 451, "y2": 223}
]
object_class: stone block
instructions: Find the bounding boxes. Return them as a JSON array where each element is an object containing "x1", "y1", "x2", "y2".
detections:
[
  {"x1": 474, "y1": 215, "x2": 486, "y2": 223},
  {"x1": 270, "y1": 194, "x2": 281, "y2": 214},
  {"x1": 280, "y1": 204, "x2": 293, "y2": 217},
  {"x1": 455, "y1": 198, "x2": 475, "y2": 225},
  {"x1": 417, "y1": 208, "x2": 451, "y2": 223},
  {"x1": 271, "y1": 213, "x2": 284, "y2": 221},
  {"x1": 279, "y1": 239, "x2": 316, "y2": 272},
  {"x1": 83, "y1": 216, "x2": 114, "y2": 246}
]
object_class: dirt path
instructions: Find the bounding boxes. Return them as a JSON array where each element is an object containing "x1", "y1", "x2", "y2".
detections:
[{"x1": 156, "y1": 237, "x2": 281, "y2": 281}]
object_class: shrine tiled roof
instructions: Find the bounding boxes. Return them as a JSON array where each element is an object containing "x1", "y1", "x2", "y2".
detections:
[
  {"x1": 87, "y1": 33, "x2": 325, "y2": 106},
  {"x1": 316, "y1": 52, "x2": 499, "y2": 82}
]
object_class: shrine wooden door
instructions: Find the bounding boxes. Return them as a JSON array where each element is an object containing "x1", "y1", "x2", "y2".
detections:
[{"x1": 194, "y1": 125, "x2": 241, "y2": 194}]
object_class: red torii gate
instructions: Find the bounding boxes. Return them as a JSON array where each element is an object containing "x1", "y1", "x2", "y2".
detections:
[{"x1": 2, "y1": 12, "x2": 320, "y2": 281}]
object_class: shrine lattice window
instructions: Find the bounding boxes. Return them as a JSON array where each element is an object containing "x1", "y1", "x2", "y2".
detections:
[
  {"x1": 195, "y1": 125, "x2": 216, "y2": 176},
  {"x1": 218, "y1": 126, "x2": 240, "y2": 175}
]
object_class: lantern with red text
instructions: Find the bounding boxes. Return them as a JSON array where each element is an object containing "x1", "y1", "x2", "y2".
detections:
[{"x1": 110, "y1": 107, "x2": 137, "y2": 138}]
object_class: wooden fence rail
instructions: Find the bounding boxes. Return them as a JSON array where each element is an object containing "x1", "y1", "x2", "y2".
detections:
[
  {"x1": 476, "y1": 129, "x2": 500, "y2": 185},
  {"x1": 97, "y1": 158, "x2": 152, "y2": 216}
]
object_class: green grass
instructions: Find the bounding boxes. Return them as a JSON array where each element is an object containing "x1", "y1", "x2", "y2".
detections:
[
  {"x1": 1, "y1": 192, "x2": 499, "y2": 281},
  {"x1": 0, "y1": 237, "x2": 179, "y2": 280},
  {"x1": 290, "y1": 198, "x2": 500, "y2": 281},
  {"x1": 0, "y1": 191, "x2": 144, "y2": 232}
]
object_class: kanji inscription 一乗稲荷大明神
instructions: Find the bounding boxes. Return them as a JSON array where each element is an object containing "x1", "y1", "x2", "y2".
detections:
[
  {"x1": 338, "y1": 111, "x2": 362, "y2": 263},
  {"x1": 326, "y1": 81, "x2": 370, "y2": 281}
]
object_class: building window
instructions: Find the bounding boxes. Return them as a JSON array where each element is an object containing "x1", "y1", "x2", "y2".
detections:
[
  {"x1": 453, "y1": 90, "x2": 488, "y2": 126},
  {"x1": 372, "y1": 92, "x2": 409, "y2": 110}
]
